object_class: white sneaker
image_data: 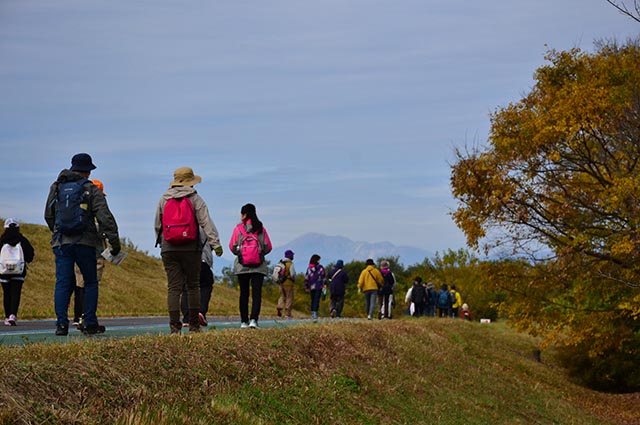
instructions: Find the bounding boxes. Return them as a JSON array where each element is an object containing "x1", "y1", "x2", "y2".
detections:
[
  {"x1": 8, "y1": 314, "x2": 16, "y2": 326},
  {"x1": 240, "y1": 322, "x2": 249, "y2": 329},
  {"x1": 249, "y1": 319, "x2": 258, "y2": 328},
  {"x1": 3, "y1": 318, "x2": 10, "y2": 326}
]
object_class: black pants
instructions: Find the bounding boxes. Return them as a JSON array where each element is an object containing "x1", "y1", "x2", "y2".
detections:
[
  {"x1": 73, "y1": 285, "x2": 85, "y2": 322},
  {"x1": 413, "y1": 302, "x2": 426, "y2": 317},
  {"x1": 1, "y1": 280, "x2": 23, "y2": 318},
  {"x1": 181, "y1": 262, "x2": 214, "y2": 321},
  {"x1": 238, "y1": 273, "x2": 264, "y2": 323}
]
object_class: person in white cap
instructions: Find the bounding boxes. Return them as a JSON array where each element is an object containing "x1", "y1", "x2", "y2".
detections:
[{"x1": 0, "y1": 219, "x2": 35, "y2": 326}]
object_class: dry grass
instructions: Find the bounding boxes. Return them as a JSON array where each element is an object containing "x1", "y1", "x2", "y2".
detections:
[{"x1": 0, "y1": 320, "x2": 637, "y2": 424}]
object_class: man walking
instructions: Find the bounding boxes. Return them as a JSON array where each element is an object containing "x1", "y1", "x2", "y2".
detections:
[{"x1": 45, "y1": 153, "x2": 121, "y2": 336}]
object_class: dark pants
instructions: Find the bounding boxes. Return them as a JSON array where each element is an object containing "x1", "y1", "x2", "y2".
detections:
[
  {"x1": 54, "y1": 245, "x2": 99, "y2": 328},
  {"x1": 181, "y1": 262, "x2": 214, "y2": 322},
  {"x1": 238, "y1": 273, "x2": 264, "y2": 323},
  {"x1": 330, "y1": 294, "x2": 344, "y2": 317},
  {"x1": 413, "y1": 302, "x2": 426, "y2": 317},
  {"x1": 438, "y1": 307, "x2": 449, "y2": 318},
  {"x1": 1, "y1": 280, "x2": 23, "y2": 318},
  {"x1": 450, "y1": 307, "x2": 459, "y2": 318},
  {"x1": 310, "y1": 288, "x2": 322, "y2": 313},
  {"x1": 161, "y1": 250, "x2": 201, "y2": 328},
  {"x1": 73, "y1": 285, "x2": 85, "y2": 322}
]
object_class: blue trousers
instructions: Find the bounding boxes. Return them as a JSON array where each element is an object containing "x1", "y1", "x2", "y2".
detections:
[{"x1": 54, "y1": 245, "x2": 99, "y2": 328}]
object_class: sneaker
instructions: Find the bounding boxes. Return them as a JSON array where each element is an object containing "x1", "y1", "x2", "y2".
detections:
[
  {"x1": 182, "y1": 323, "x2": 189, "y2": 328},
  {"x1": 8, "y1": 314, "x2": 16, "y2": 326},
  {"x1": 82, "y1": 325, "x2": 106, "y2": 335},
  {"x1": 55, "y1": 325, "x2": 69, "y2": 336},
  {"x1": 198, "y1": 313, "x2": 208, "y2": 326},
  {"x1": 330, "y1": 309, "x2": 336, "y2": 318},
  {"x1": 249, "y1": 319, "x2": 258, "y2": 328},
  {"x1": 276, "y1": 308, "x2": 282, "y2": 317},
  {"x1": 71, "y1": 320, "x2": 80, "y2": 327},
  {"x1": 4, "y1": 318, "x2": 10, "y2": 326},
  {"x1": 311, "y1": 312, "x2": 318, "y2": 320},
  {"x1": 240, "y1": 322, "x2": 249, "y2": 329},
  {"x1": 367, "y1": 315, "x2": 372, "y2": 320}
]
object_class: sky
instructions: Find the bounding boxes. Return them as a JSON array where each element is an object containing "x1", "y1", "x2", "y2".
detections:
[{"x1": 0, "y1": 0, "x2": 638, "y2": 262}]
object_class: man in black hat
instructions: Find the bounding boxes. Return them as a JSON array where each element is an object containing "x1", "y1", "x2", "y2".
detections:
[{"x1": 44, "y1": 153, "x2": 121, "y2": 336}]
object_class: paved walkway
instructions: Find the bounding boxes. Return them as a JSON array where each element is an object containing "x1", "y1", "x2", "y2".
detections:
[{"x1": 0, "y1": 316, "x2": 316, "y2": 346}]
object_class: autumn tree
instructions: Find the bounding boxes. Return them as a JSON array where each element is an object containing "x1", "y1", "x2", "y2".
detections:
[{"x1": 450, "y1": 39, "x2": 640, "y2": 391}]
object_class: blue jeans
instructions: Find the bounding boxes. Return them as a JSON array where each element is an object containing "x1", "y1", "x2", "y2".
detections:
[
  {"x1": 54, "y1": 245, "x2": 98, "y2": 328},
  {"x1": 310, "y1": 289, "x2": 322, "y2": 313}
]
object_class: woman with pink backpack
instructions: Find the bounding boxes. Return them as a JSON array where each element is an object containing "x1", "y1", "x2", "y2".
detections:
[{"x1": 229, "y1": 203, "x2": 272, "y2": 329}]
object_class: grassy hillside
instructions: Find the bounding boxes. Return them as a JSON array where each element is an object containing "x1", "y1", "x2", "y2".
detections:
[
  {"x1": 0, "y1": 319, "x2": 637, "y2": 424},
  {"x1": 4, "y1": 221, "x2": 286, "y2": 319}
]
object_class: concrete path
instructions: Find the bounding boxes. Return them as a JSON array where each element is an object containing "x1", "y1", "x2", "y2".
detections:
[{"x1": 0, "y1": 316, "x2": 319, "y2": 346}]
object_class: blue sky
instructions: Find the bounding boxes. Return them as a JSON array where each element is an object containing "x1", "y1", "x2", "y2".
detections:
[{"x1": 0, "y1": 1, "x2": 637, "y2": 261}]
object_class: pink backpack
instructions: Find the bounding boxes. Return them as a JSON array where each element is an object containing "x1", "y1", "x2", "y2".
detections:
[
  {"x1": 237, "y1": 226, "x2": 263, "y2": 267},
  {"x1": 162, "y1": 197, "x2": 198, "y2": 244}
]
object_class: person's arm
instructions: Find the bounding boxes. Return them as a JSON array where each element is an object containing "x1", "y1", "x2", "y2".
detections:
[
  {"x1": 261, "y1": 227, "x2": 273, "y2": 255},
  {"x1": 20, "y1": 236, "x2": 35, "y2": 263}
]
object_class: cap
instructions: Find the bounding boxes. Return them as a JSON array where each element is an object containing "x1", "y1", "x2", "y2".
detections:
[
  {"x1": 284, "y1": 249, "x2": 294, "y2": 259},
  {"x1": 3, "y1": 218, "x2": 19, "y2": 228},
  {"x1": 70, "y1": 153, "x2": 97, "y2": 172},
  {"x1": 336, "y1": 259, "x2": 344, "y2": 268}
]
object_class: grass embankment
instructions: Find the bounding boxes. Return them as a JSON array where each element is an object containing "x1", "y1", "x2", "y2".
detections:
[{"x1": 0, "y1": 320, "x2": 638, "y2": 424}]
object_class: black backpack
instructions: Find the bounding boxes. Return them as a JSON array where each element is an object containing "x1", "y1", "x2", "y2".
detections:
[
  {"x1": 412, "y1": 284, "x2": 427, "y2": 304},
  {"x1": 55, "y1": 179, "x2": 91, "y2": 236},
  {"x1": 381, "y1": 272, "x2": 395, "y2": 295}
]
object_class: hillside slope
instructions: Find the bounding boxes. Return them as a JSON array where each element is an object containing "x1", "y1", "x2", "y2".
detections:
[{"x1": 0, "y1": 320, "x2": 637, "y2": 424}]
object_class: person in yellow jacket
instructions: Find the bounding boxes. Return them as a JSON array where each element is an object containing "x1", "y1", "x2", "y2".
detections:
[
  {"x1": 357, "y1": 258, "x2": 384, "y2": 320},
  {"x1": 450, "y1": 284, "x2": 463, "y2": 318}
]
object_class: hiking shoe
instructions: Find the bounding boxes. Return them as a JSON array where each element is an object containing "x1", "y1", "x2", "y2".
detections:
[
  {"x1": 330, "y1": 309, "x2": 336, "y2": 318},
  {"x1": 198, "y1": 313, "x2": 208, "y2": 326},
  {"x1": 71, "y1": 320, "x2": 80, "y2": 327},
  {"x1": 8, "y1": 314, "x2": 16, "y2": 326},
  {"x1": 82, "y1": 325, "x2": 105, "y2": 335},
  {"x1": 240, "y1": 322, "x2": 249, "y2": 329},
  {"x1": 249, "y1": 319, "x2": 258, "y2": 328},
  {"x1": 55, "y1": 325, "x2": 69, "y2": 336},
  {"x1": 4, "y1": 318, "x2": 10, "y2": 326},
  {"x1": 276, "y1": 308, "x2": 282, "y2": 317}
]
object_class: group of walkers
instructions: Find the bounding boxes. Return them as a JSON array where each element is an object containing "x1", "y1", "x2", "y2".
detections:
[
  {"x1": 405, "y1": 278, "x2": 471, "y2": 320},
  {"x1": 1, "y1": 152, "x2": 472, "y2": 335}
]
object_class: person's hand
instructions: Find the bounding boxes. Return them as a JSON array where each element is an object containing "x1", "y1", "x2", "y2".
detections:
[
  {"x1": 358, "y1": 288, "x2": 362, "y2": 294},
  {"x1": 110, "y1": 241, "x2": 121, "y2": 256},
  {"x1": 214, "y1": 246, "x2": 223, "y2": 257}
]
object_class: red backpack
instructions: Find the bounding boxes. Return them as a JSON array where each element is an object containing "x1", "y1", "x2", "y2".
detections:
[{"x1": 162, "y1": 197, "x2": 198, "y2": 244}]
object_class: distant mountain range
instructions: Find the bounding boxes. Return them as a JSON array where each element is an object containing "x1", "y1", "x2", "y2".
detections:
[
  {"x1": 213, "y1": 232, "x2": 432, "y2": 274},
  {"x1": 272, "y1": 233, "x2": 432, "y2": 268}
]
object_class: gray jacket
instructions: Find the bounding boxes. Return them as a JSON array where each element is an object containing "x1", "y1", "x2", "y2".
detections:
[
  {"x1": 44, "y1": 169, "x2": 119, "y2": 249},
  {"x1": 154, "y1": 186, "x2": 222, "y2": 253}
]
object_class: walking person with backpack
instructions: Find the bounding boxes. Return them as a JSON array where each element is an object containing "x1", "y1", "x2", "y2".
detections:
[
  {"x1": 229, "y1": 203, "x2": 272, "y2": 329},
  {"x1": 304, "y1": 254, "x2": 326, "y2": 321},
  {"x1": 357, "y1": 259, "x2": 384, "y2": 320},
  {"x1": 45, "y1": 153, "x2": 121, "y2": 336},
  {"x1": 275, "y1": 249, "x2": 296, "y2": 319},
  {"x1": 155, "y1": 167, "x2": 224, "y2": 334},
  {"x1": 0, "y1": 219, "x2": 35, "y2": 326},
  {"x1": 450, "y1": 284, "x2": 463, "y2": 318},
  {"x1": 378, "y1": 260, "x2": 396, "y2": 319},
  {"x1": 328, "y1": 259, "x2": 348, "y2": 318},
  {"x1": 437, "y1": 283, "x2": 452, "y2": 318},
  {"x1": 409, "y1": 277, "x2": 427, "y2": 317},
  {"x1": 71, "y1": 179, "x2": 108, "y2": 329}
]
